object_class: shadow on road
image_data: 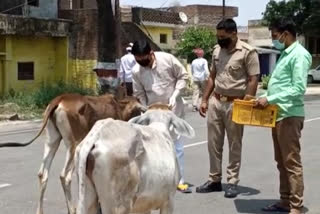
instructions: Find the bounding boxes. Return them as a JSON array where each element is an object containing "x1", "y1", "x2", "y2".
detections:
[
  {"x1": 234, "y1": 199, "x2": 309, "y2": 214},
  {"x1": 222, "y1": 184, "x2": 260, "y2": 196}
]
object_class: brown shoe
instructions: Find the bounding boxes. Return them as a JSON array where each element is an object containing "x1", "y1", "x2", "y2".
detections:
[{"x1": 289, "y1": 208, "x2": 304, "y2": 214}]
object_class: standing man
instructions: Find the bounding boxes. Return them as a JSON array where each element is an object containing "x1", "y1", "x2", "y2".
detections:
[
  {"x1": 119, "y1": 43, "x2": 136, "y2": 96},
  {"x1": 196, "y1": 19, "x2": 260, "y2": 198},
  {"x1": 191, "y1": 48, "x2": 209, "y2": 112},
  {"x1": 256, "y1": 18, "x2": 311, "y2": 214},
  {"x1": 131, "y1": 40, "x2": 191, "y2": 193}
]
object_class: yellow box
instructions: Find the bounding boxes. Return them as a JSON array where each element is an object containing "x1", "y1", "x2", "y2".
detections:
[{"x1": 232, "y1": 99, "x2": 278, "y2": 128}]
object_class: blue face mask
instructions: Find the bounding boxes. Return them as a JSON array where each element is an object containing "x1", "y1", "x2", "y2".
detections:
[
  {"x1": 272, "y1": 39, "x2": 285, "y2": 50},
  {"x1": 272, "y1": 33, "x2": 286, "y2": 50}
]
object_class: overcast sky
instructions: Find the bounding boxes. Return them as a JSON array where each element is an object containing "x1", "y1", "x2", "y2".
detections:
[{"x1": 120, "y1": 0, "x2": 272, "y2": 26}]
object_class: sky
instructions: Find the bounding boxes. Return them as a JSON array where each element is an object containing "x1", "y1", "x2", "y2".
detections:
[{"x1": 120, "y1": 0, "x2": 272, "y2": 26}]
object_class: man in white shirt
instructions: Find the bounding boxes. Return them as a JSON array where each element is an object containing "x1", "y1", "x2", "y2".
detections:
[
  {"x1": 191, "y1": 48, "x2": 209, "y2": 111},
  {"x1": 131, "y1": 40, "x2": 192, "y2": 193},
  {"x1": 119, "y1": 44, "x2": 136, "y2": 96}
]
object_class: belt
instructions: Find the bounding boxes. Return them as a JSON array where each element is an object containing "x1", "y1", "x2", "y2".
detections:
[{"x1": 213, "y1": 92, "x2": 243, "y2": 102}]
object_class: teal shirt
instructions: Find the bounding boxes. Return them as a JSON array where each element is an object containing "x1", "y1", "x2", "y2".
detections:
[{"x1": 266, "y1": 41, "x2": 312, "y2": 121}]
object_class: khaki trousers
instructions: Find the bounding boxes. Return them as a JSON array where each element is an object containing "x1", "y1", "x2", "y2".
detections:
[
  {"x1": 272, "y1": 117, "x2": 304, "y2": 209},
  {"x1": 207, "y1": 96, "x2": 243, "y2": 184},
  {"x1": 192, "y1": 81, "x2": 206, "y2": 107}
]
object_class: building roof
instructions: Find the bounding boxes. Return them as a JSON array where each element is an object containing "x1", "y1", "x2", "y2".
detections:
[
  {"x1": 0, "y1": 13, "x2": 70, "y2": 37},
  {"x1": 121, "y1": 22, "x2": 162, "y2": 52},
  {"x1": 132, "y1": 7, "x2": 182, "y2": 26},
  {"x1": 256, "y1": 47, "x2": 280, "y2": 54}
]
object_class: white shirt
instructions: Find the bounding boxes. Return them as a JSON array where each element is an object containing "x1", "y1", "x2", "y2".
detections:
[
  {"x1": 119, "y1": 53, "x2": 136, "y2": 83},
  {"x1": 132, "y1": 52, "x2": 188, "y2": 118},
  {"x1": 191, "y1": 57, "x2": 209, "y2": 81}
]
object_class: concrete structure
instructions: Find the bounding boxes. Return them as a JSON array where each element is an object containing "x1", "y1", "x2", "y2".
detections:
[
  {"x1": 169, "y1": 4, "x2": 238, "y2": 41},
  {"x1": 248, "y1": 19, "x2": 320, "y2": 69},
  {"x1": 238, "y1": 26, "x2": 249, "y2": 43},
  {"x1": 305, "y1": 35, "x2": 320, "y2": 67},
  {"x1": 58, "y1": 8, "x2": 161, "y2": 90},
  {"x1": 248, "y1": 20, "x2": 272, "y2": 48},
  {"x1": 132, "y1": 7, "x2": 183, "y2": 52},
  {"x1": 0, "y1": 0, "x2": 58, "y2": 19},
  {"x1": 247, "y1": 20, "x2": 279, "y2": 77},
  {"x1": 0, "y1": 14, "x2": 69, "y2": 95},
  {"x1": 58, "y1": 2, "x2": 239, "y2": 51},
  {"x1": 170, "y1": 5, "x2": 238, "y2": 28}
]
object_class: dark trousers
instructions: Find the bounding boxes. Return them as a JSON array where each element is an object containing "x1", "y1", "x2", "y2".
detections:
[{"x1": 125, "y1": 82, "x2": 133, "y2": 96}]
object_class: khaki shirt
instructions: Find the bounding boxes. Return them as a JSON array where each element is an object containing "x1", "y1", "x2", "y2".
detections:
[
  {"x1": 132, "y1": 52, "x2": 188, "y2": 118},
  {"x1": 212, "y1": 39, "x2": 260, "y2": 97}
]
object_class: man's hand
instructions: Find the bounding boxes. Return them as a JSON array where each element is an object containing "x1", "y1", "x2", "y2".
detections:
[
  {"x1": 199, "y1": 101, "x2": 208, "y2": 118},
  {"x1": 169, "y1": 89, "x2": 180, "y2": 108},
  {"x1": 243, "y1": 94, "x2": 255, "y2": 101},
  {"x1": 255, "y1": 97, "x2": 269, "y2": 108},
  {"x1": 169, "y1": 95, "x2": 177, "y2": 108}
]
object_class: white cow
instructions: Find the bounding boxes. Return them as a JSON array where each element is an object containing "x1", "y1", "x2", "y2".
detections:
[{"x1": 75, "y1": 109, "x2": 195, "y2": 214}]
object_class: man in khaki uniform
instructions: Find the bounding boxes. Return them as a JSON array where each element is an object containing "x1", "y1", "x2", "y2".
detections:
[{"x1": 196, "y1": 19, "x2": 260, "y2": 198}]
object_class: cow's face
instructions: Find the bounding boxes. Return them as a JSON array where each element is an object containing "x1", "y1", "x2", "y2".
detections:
[
  {"x1": 118, "y1": 97, "x2": 147, "y2": 121},
  {"x1": 129, "y1": 110, "x2": 195, "y2": 139}
]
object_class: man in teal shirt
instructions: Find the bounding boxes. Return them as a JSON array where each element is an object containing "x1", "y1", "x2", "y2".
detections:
[{"x1": 256, "y1": 18, "x2": 312, "y2": 214}]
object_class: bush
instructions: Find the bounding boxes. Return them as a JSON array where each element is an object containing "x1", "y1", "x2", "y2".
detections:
[
  {"x1": 32, "y1": 80, "x2": 95, "y2": 108},
  {"x1": 0, "y1": 81, "x2": 95, "y2": 119},
  {"x1": 176, "y1": 26, "x2": 216, "y2": 63},
  {"x1": 261, "y1": 74, "x2": 271, "y2": 89}
]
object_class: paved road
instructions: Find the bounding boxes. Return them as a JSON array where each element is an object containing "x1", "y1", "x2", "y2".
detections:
[{"x1": 0, "y1": 98, "x2": 320, "y2": 214}]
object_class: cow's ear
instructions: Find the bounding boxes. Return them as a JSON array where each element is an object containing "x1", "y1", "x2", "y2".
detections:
[
  {"x1": 136, "y1": 103, "x2": 147, "y2": 113},
  {"x1": 171, "y1": 114, "x2": 195, "y2": 138},
  {"x1": 128, "y1": 114, "x2": 150, "y2": 125}
]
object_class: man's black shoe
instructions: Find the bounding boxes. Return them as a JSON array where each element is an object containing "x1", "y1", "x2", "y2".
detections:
[
  {"x1": 224, "y1": 184, "x2": 238, "y2": 198},
  {"x1": 196, "y1": 181, "x2": 222, "y2": 193}
]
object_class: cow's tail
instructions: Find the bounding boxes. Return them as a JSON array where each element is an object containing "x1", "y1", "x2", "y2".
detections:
[
  {"x1": 0, "y1": 96, "x2": 61, "y2": 148},
  {"x1": 76, "y1": 134, "x2": 97, "y2": 214}
]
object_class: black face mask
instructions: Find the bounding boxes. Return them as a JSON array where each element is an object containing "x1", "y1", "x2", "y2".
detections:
[
  {"x1": 136, "y1": 58, "x2": 151, "y2": 67},
  {"x1": 218, "y1": 37, "x2": 232, "y2": 49}
]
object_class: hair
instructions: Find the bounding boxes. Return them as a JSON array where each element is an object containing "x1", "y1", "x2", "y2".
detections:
[
  {"x1": 216, "y1": 18, "x2": 237, "y2": 33},
  {"x1": 131, "y1": 40, "x2": 152, "y2": 56},
  {"x1": 269, "y1": 18, "x2": 297, "y2": 38}
]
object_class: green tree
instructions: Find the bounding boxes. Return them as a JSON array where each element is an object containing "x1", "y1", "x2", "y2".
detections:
[
  {"x1": 176, "y1": 26, "x2": 216, "y2": 63},
  {"x1": 303, "y1": 0, "x2": 320, "y2": 35},
  {"x1": 262, "y1": 0, "x2": 320, "y2": 35}
]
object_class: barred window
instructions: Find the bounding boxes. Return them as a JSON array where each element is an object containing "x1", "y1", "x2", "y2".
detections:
[
  {"x1": 28, "y1": 0, "x2": 39, "y2": 7},
  {"x1": 18, "y1": 62, "x2": 34, "y2": 80},
  {"x1": 160, "y1": 34, "x2": 168, "y2": 44}
]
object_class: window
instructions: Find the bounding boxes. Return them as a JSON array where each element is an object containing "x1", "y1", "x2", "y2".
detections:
[
  {"x1": 18, "y1": 62, "x2": 34, "y2": 80},
  {"x1": 80, "y1": 0, "x2": 84, "y2": 8},
  {"x1": 307, "y1": 36, "x2": 320, "y2": 55},
  {"x1": 160, "y1": 34, "x2": 168, "y2": 44},
  {"x1": 28, "y1": 0, "x2": 39, "y2": 7}
]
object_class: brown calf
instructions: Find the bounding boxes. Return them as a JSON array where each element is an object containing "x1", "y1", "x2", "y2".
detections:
[{"x1": 0, "y1": 93, "x2": 146, "y2": 214}]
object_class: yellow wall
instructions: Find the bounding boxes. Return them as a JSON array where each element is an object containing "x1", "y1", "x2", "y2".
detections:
[
  {"x1": 0, "y1": 36, "x2": 5, "y2": 95},
  {"x1": 0, "y1": 35, "x2": 68, "y2": 94},
  {"x1": 68, "y1": 59, "x2": 98, "y2": 90},
  {"x1": 0, "y1": 61, "x2": 3, "y2": 95},
  {"x1": 142, "y1": 26, "x2": 175, "y2": 51}
]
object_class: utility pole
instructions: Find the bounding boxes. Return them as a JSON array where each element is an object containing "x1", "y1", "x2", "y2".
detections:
[
  {"x1": 115, "y1": 0, "x2": 122, "y2": 58},
  {"x1": 94, "y1": 0, "x2": 119, "y2": 94},
  {"x1": 222, "y1": 0, "x2": 225, "y2": 19}
]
